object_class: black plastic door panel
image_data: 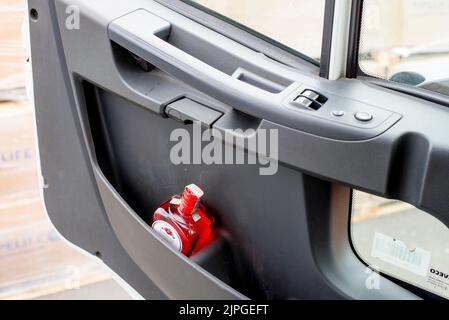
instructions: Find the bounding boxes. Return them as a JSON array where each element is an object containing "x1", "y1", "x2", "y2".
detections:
[{"x1": 29, "y1": 0, "x2": 449, "y2": 299}]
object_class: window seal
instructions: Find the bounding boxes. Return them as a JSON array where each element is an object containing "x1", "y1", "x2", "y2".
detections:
[
  {"x1": 153, "y1": 0, "x2": 322, "y2": 74},
  {"x1": 363, "y1": 77, "x2": 449, "y2": 109},
  {"x1": 319, "y1": 0, "x2": 336, "y2": 78},
  {"x1": 180, "y1": 0, "x2": 320, "y2": 66},
  {"x1": 346, "y1": 0, "x2": 363, "y2": 78}
]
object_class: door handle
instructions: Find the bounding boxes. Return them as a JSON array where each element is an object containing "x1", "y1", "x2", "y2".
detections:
[
  {"x1": 108, "y1": 9, "x2": 401, "y2": 141},
  {"x1": 108, "y1": 9, "x2": 283, "y2": 123}
]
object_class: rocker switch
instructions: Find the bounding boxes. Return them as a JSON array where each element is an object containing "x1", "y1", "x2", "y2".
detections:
[
  {"x1": 293, "y1": 96, "x2": 314, "y2": 109},
  {"x1": 302, "y1": 90, "x2": 320, "y2": 101}
]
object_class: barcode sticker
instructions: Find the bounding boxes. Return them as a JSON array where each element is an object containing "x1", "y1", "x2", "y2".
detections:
[{"x1": 371, "y1": 232, "x2": 431, "y2": 277}]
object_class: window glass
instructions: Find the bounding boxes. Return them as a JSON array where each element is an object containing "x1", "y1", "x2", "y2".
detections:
[
  {"x1": 351, "y1": 190, "x2": 449, "y2": 299},
  {"x1": 188, "y1": 0, "x2": 326, "y2": 61},
  {"x1": 359, "y1": 0, "x2": 449, "y2": 96}
]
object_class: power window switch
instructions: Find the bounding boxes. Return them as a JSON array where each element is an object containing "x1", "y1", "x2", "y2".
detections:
[
  {"x1": 293, "y1": 96, "x2": 314, "y2": 109},
  {"x1": 302, "y1": 90, "x2": 320, "y2": 101}
]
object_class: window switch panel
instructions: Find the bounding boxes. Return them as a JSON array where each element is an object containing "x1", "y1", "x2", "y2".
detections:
[
  {"x1": 302, "y1": 90, "x2": 320, "y2": 101},
  {"x1": 293, "y1": 96, "x2": 314, "y2": 109},
  {"x1": 295, "y1": 89, "x2": 328, "y2": 110}
]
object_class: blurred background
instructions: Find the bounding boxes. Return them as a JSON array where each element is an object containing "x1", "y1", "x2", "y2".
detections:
[
  {"x1": 0, "y1": 0, "x2": 131, "y2": 300},
  {"x1": 0, "y1": 0, "x2": 448, "y2": 299}
]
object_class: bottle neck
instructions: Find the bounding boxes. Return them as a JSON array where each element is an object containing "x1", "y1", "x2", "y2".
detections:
[
  {"x1": 178, "y1": 197, "x2": 196, "y2": 216},
  {"x1": 178, "y1": 184, "x2": 203, "y2": 215}
]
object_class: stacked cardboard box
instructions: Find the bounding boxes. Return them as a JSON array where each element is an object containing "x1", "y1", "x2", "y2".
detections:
[
  {"x1": 0, "y1": 102, "x2": 111, "y2": 300},
  {"x1": 0, "y1": 0, "x2": 27, "y2": 91},
  {"x1": 0, "y1": 0, "x2": 111, "y2": 300}
]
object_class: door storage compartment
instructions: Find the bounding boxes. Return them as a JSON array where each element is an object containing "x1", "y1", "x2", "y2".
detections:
[
  {"x1": 82, "y1": 82, "x2": 255, "y2": 298},
  {"x1": 81, "y1": 81, "x2": 322, "y2": 299},
  {"x1": 94, "y1": 172, "x2": 246, "y2": 299}
]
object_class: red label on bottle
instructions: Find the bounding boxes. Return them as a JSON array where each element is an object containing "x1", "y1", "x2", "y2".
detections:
[{"x1": 152, "y1": 219, "x2": 183, "y2": 252}]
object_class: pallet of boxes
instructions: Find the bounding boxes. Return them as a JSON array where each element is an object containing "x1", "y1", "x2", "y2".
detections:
[{"x1": 0, "y1": 0, "x2": 109, "y2": 300}]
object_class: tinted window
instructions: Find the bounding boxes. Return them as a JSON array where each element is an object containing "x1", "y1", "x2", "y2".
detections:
[{"x1": 359, "y1": 0, "x2": 449, "y2": 96}]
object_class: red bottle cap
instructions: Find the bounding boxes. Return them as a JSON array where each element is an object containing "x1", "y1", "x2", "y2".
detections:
[{"x1": 179, "y1": 184, "x2": 204, "y2": 215}]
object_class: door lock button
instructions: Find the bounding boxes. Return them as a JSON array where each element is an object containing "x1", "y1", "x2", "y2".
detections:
[
  {"x1": 332, "y1": 110, "x2": 345, "y2": 117},
  {"x1": 354, "y1": 111, "x2": 373, "y2": 122}
]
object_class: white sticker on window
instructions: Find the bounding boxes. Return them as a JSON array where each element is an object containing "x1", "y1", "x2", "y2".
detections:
[{"x1": 371, "y1": 232, "x2": 431, "y2": 277}]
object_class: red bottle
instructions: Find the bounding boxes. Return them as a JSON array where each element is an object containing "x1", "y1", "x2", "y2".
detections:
[{"x1": 151, "y1": 184, "x2": 216, "y2": 257}]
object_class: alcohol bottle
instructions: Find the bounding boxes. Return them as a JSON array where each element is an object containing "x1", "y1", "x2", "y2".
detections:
[{"x1": 152, "y1": 184, "x2": 216, "y2": 257}]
